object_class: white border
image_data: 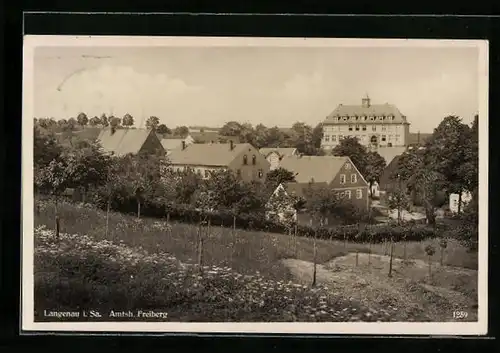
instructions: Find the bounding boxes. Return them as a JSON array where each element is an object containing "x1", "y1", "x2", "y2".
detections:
[{"x1": 22, "y1": 35, "x2": 489, "y2": 335}]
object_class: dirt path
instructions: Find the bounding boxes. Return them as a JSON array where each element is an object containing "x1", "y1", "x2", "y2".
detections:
[{"x1": 282, "y1": 253, "x2": 478, "y2": 322}]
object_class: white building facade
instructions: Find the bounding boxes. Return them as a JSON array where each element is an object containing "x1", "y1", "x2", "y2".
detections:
[{"x1": 321, "y1": 96, "x2": 411, "y2": 151}]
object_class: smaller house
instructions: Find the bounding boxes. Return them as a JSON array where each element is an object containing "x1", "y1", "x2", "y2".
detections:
[
  {"x1": 167, "y1": 141, "x2": 271, "y2": 183},
  {"x1": 160, "y1": 135, "x2": 194, "y2": 155},
  {"x1": 97, "y1": 127, "x2": 165, "y2": 157},
  {"x1": 259, "y1": 147, "x2": 299, "y2": 170},
  {"x1": 378, "y1": 153, "x2": 405, "y2": 193}
]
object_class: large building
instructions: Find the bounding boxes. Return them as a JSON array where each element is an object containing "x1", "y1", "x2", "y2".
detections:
[{"x1": 321, "y1": 95, "x2": 411, "y2": 151}]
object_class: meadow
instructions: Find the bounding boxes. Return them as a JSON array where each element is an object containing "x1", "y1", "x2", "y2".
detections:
[{"x1": 33, "y1": 199, "x2": 478, "y2": 322}]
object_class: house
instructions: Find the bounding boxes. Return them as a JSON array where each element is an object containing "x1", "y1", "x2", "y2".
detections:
[
  {"x1": 160, "y1": 135, "x2": 194, "y2": 155},
  {"x1": 449, "y1": 191, "x2": 473, "y2": 213},
  {"x1": 378, "y1": 153, "x2": 405, "y2": 193},
  {"x1": 167, "y1": 140, "x2": 271, "y2": 183},
  {"x1": 278, "y1": 155, "x2": 370, "y2": 211},
  {"x1": 96, "y1": 127, "x2": 165, "y2": 156},
  {"x1": 188, "y1": 131, "x2": 239, "y2": 144},
  {"x1": 374, "y1": 146, "x2": 408, "y2": 166},
  {"x1": 321, "y1": 95, "x2": 411, "y2": 151},
  {"x1": 259, "y1": 147, "x2": 299, "y2": 170}
]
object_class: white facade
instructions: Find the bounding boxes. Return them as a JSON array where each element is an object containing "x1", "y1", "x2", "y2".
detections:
[{"x1": 266, "y1": 152, "x2": 281, "y2": 171}]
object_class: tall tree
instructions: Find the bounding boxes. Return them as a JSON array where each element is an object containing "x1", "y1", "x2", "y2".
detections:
[
  {"x1": 100, "y1": 113, "x2": 109, "y2": 127},
  {"x1": 253, "y1": 123, "x2": 269, "y2": 148},
  {"x1": 311, "y1": 123, "x2": 324, "y2": 149},
  {"x1": 173, "y1": 126, "x2": 190, "y2": 137},
  {"x1": 266, "y1": 126, "x2": 286, "y2": 147},
  {"x1": 146, "y1": 116, "x2": 160, "y2": 131},
  {"x1": 364, "y1": 151, "x2": 387, "y2": 197},
  {"x1": 109, "y1": 116, "x2": 121, "y2": 129},
  {"x1": 89, "y1": 116, "x2": 101, "y2": 126},
  {"x1": 220, "y1": 121, "x2": 243, "y2": 136},
  {"x1": 76, "y1": 112, "x2": 88, "y2": 127},
  {"x1": 290, "y1": 122, "x2": 315, "y2": 155},
  {"x1": 156, "y1": 124, "x2": 171, "y2": 135},
  {"x1": 34, "y1": 127, "x2": 63, "y2": 169},
  {"x1": 265, "y1": 167, "x2": 296, "y2": 189},
  {"x1": 122, "y1": 113, "x2": 135, "y2": 127},
  {"x1": 331, "y1": 136, "x2": 368, "y2": 174}
]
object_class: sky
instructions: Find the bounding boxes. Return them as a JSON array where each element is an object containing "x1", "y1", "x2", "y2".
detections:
[{"x1": 32, "y1": 42, "x2": 480, "y2": 133}]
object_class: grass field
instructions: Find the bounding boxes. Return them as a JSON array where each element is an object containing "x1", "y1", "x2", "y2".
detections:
[{"x1": 33, "y1": 199, "x2": 478, "y2": 322}]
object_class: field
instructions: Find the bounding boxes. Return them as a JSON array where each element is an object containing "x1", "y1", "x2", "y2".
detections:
[{"x1": 33, "y1": 199, "x2": 478, "y2": 322}]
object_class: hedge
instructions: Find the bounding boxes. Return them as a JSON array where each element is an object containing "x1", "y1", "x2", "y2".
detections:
[{"x1": 54, "y1": 188, "x2": 441, "y2": 244}]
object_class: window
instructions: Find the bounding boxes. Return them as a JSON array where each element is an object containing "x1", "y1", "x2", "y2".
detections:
[
  {"x1": 382, "y1": 135, "x2": 387, "y2": 142},
  {"x1": 372, "y1": 125, "x2": 376, "y2": 131},
  {"x1": 348, "y1": 125, "x2": 353, "y2": 131},
  {"x1": 388, "y1": 142, "x2": 393, "y2": 147},
  {"x1": 344, "y1": 163, "x2": 351, "y2": 170},
  {"x1": 363, "y1": 116, "x2": 367, "y2": 121},
  {"x1": 356, "y1": 189, "x2": 363, "y2": 199},
  {"x1": 339, "y1": 134, "x2": 344, "y2": 140},
  {"x1": 351, "y1": 174, "x2": 357, "y2": 183},
  {"x1": 340, "y1": 174, "x2": 346, "y2": 184},
  {"x1": 345, "y1": 190, "x2": 351, "y2": 199},
  {"x1": 332, "y1": 135, "x2": 337, "y2": 142},
  {"x1": 382, "y1": 125, "x2": 386, "y2": 131},
  {"x1": 355, "y1": 124, "x2": 360, "y2": 131},
  {"x1": 370, "y1": 116, "x2": 375, "y2": 121},
  {"x1": 252, "y1": 154, "x2": 257, "y2": 165},
  {"x1": 258, "y1": 169, "x2": 263, "y2": 178},
  {"x1": 324, "y1": 135, "x2": 330, "y2": 142},
  {"x1": 362, "y1": 125, "x2": 367, "y2": 131},
  {"x1": 243, "y1": 155, "x2": 248, "y2": 165},
  {"x1": 391, "y1": 115, "x2": 395, "y2": 120}
]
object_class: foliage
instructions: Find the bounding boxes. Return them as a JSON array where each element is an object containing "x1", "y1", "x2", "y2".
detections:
[
  {"x1": 109, "y1": 116, "x2": 121, "y2": 128},
  {"x1": 220, "y1": 121, "x2": 243, "y2": 136},
  {"x1": 76, "y1": 112, "x2": 88, "y2": 126},
  {"x1": 122, "y1": 113, "x2": 135, "y2": 127},
  {"x1": 265, "y1": 167, "x2": 297, "y2": 188},
  {"x1": 100, "y1": 114, "x2": 109, "y2": 127},
  {"x1": 89, "y1": 116, "x2": 101, "y2": 126},
  {"x1": 156, "y1": 124, "x2": 171, "y2": 135},
  {"x1": 34, "y1": 126, "x2": 63, "y2": 169},
  {"x1": 145, "y1": 116, "x2": 160, "y2": 131},
  {"x1": 173, "y1": 126, "x2": 190, "y2": 137},
  {"x1": 331, "y1": 137, "x2": 368, "y2": 173},
  {"x1": 424, "y1": 244, "x2": 436, "y2": 257},
  {"x1": 364, "y1": 151, "x2": 387, "y2": 194}
]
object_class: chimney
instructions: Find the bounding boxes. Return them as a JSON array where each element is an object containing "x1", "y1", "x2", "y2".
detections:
[
  {"x1": 230, "y1": 140, "x2": 234, "y2": 151},
  {"x1": 182, "y1": 140, "x2": 186, "y2": 150},
  {"x1": 110, "y1": 126, "x2": 116, "y2": 135}
]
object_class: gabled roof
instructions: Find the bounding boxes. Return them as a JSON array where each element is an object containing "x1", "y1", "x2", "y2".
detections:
[
  {"x1": 259, "y1": 147, "x2": 297, "y2": 158},
  {"x1": 323, "y1": 100, "x2": 408, "y2": 125},
  {"x1": 278, "y1": 155, "x2": 350, "y2": 184},
  {"x1": 97, "y1": 128, "x2": 154, "y2": 156},
  {"x1": 161, "y1": 137, "x2": 185, "y2": 151},
  {"x1": 280, "y1": 181, "x2": 329, "y2": 199},
  {"x1": 374, "y1": 146, "x2": 407, "y2": 165},
  {"x1": 168, "y1": 142, "x2": 256, "y2": 167}
]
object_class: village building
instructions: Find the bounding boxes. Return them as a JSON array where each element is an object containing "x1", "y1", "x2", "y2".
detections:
[
  {"x1": 321, "y1": 95, "x2": 411, "y2": 151},
  {"x1": 277, "y1": 155, "x2": 370, "y2": 211},
  {"x1": 96, "y1": 127, "x2": 165, "y2": 156},
  {"x1": 258, "y1": 147, "x2": 299, "y2": 170},
  {"x1": 166, "y1": 141, "x2": 271, "y2": 183},
  {"x1": 160, "y1": 135, "x2": 194, "y2": 155}
]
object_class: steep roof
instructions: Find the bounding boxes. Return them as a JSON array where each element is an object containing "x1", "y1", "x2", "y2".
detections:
[
  {"x1": 279, "y1": 155, "x2": 350, "y2": 184},
  {"x1": 374, "y1": 146, "x2": 407, "y2": 165},
  {"x1": 379, "y1": 154, "x2": 404, "y2": 187},
  {"x1": 161, "y1": 137, "x2": 184, "y2": 151},
  {"x1": 281, "y1": 181, "x2": 329, "y2": 199},
  {"x1": 97, "y1": 128, "x2": 153, "y2": 156},
  {"x1": 323, "y1": 99, "x2": 409, "y2": 125},
  {"x1": 259, "y1": 147, "x2": 297, "y2": 158},
  {"x1": 168, "y1": 142, "x2": 255, "y2": 167}
]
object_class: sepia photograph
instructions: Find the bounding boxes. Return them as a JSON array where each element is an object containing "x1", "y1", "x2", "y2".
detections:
[{"x1": 22, "y1": 35, "x2": 488, "y2": 335}]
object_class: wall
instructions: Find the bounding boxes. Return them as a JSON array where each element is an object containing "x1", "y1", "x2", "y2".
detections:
[
  {"x1": 229, "y1": 145, "x2": 271, "y2": 183},
  {"x1": 139, "y1": 131, "x2": 166, "y2": 155},
  {"x1": 266, "y1": 152, "x2": 281, "y2": 171},
  {"x1": 168, "y1": 165, "x2": 227, "y2": 179}
]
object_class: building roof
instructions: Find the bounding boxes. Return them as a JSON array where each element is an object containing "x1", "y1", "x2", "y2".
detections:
[
  {"x1": 323, "y1": 98, "x2": 409, "y2": 125},
  {"x1": 374, "y1": 146, "x2": 407, "y2": 165},
  {"x1": 278, "y1": 155, "x2": 350, "y2": 184},
  {"x1": 160, "y1": 137, "x2": 185, "y2": 151},
  {"x1": 168, "y1": 142, "x2": 255, "y2": 167},
  {"x1": 379, "y1": 154, "x2": 404, "y2": 188},
  {"x1": 281, "y1": 181, "x2": 329, "y2": 199},
  {"x1": 259, "y1": 147, "x2": 297, "y2": 158},
  {"x1": 97, "y1": 128, "x2": 154, "y2": 156}
]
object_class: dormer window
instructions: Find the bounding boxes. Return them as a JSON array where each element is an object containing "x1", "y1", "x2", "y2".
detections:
[
  {"x1": 243, "y1": 155, "x2": 248, "y2": 165},
  {"x1": 345, "y1": 163, "x2": 351, "y2": 170},
  {"x1": 252, "y1": 154, "x2": 256, "y2": 165}
]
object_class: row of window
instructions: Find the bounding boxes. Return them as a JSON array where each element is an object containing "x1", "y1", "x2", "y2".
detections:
[
  {"x1": 336, "y1": 189, "x2": 363, "y2": 200},
  {"x1": 243, "y1": 154, "x2": 257, "y2": 165},
  {"x1": 340, "y1": 173, "x2": 357, "y2": 184},
  {"x1": 171, "y1": 167, "x2": 264, "y2": 179},
  {"x1": 335, "y1": 115, "x2": 396, "y2": 122},
  {"x1": 236, "y1": 168, "x2": 264, "y2": 179},
  {"x1": 323, "y1": 134, "x2": 401, "y2": 143}
]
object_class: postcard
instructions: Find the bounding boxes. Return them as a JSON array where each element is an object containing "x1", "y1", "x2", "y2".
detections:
[{"x1": 22, "y1": 35, "x2": 488, "y2": 335}]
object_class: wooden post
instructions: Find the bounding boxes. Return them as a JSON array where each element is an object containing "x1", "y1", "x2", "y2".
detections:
[
  {"x1": 312, "y1": 230, "x2": 317, "y2": 287},
  {"x1": 105, "y1": 198, "x2": 111, "y2": 238},
  {"x1": 356, "y1": 250, "x2": 359, "y2": 267},
  {"x1": 198, "y1": 235, "x2": 204, "y2": 273},
  {"x1": 137, "y1": 200, "x2": 141, "y2": 219},
  {"x1": 388, "y1": 239, "x2": 394, "y2": 277},
  {"x1": 428, "y1": 255, "x2": 432, "y2": 278},
  {"x1": 294, "y1": 223, "x2": 298, "y2": 258},
  {"x1": 368, "y1": 241, "x2": 372, "y2": 265}
]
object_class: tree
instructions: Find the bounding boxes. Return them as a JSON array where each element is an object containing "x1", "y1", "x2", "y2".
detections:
[
  {"x1": 100, "y1": 114, "x2": 109, "y2": 127},
  {"x1": 173, "y1": 126, "x2": 190, "y2": 137},
  {"x1": 239, "y1": 123, "x2": 255, "y2": 144},
  {"x1": 424, "y1": 116, "x2": 472, "y2": 212},
  {"x1": 220, "y1": 121, "x2": 243, "y2": 136},
  {"x1": 89, "y1": 116, "x2": 101, "y2": 126},
  {"x1": 311, "y1": 123, "x2": 324, "y2": 149},
  {"x1": 411, "y1": 167, "x2": 446, "y2": 226},
  {"x1": 67, "y1": 118, "x2": 77, "y2": 130},
  {"x1": 290, "y1": 122, "x2": 315, "y2": 155},
  {"x1": 109, "y1": 116, "x2": 121, "y2": 129},
  {"x1": 146, "y1": 116, "x2": 160, "y2": 131},
  {"x1": 393, "y1": 149, "x2": 424, "y2": 183},
  {"x1": 34, "y1": 126, "x2": 63, "y2": 169},
  {"x1": 156, "y1": 124, "x2": 171, "y2": 135},
  {"x1": 253, "y1": 124, "x2": 269, "y2": 148},
  {"x1": 122, "y1": 113, "x2": 135, "y2": 127},
  {"x1": 76, "y1": 112, "x2": 88, "y2": 127},
  {"x1": 331, "y1": 137, "x2": 368, "y2": 175},
  {"x1": 387, "y1": 188, "x2": 410, "y2": 225},
  {"x1": 265, "y1": 167, "x2": 296, "y2": 188},
  {"x1": 364, "y1": 151, "x2": 387, "y2": 197},
  {"x1": 424, "y1": 244, "x2": 436, "y2": 278}
]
